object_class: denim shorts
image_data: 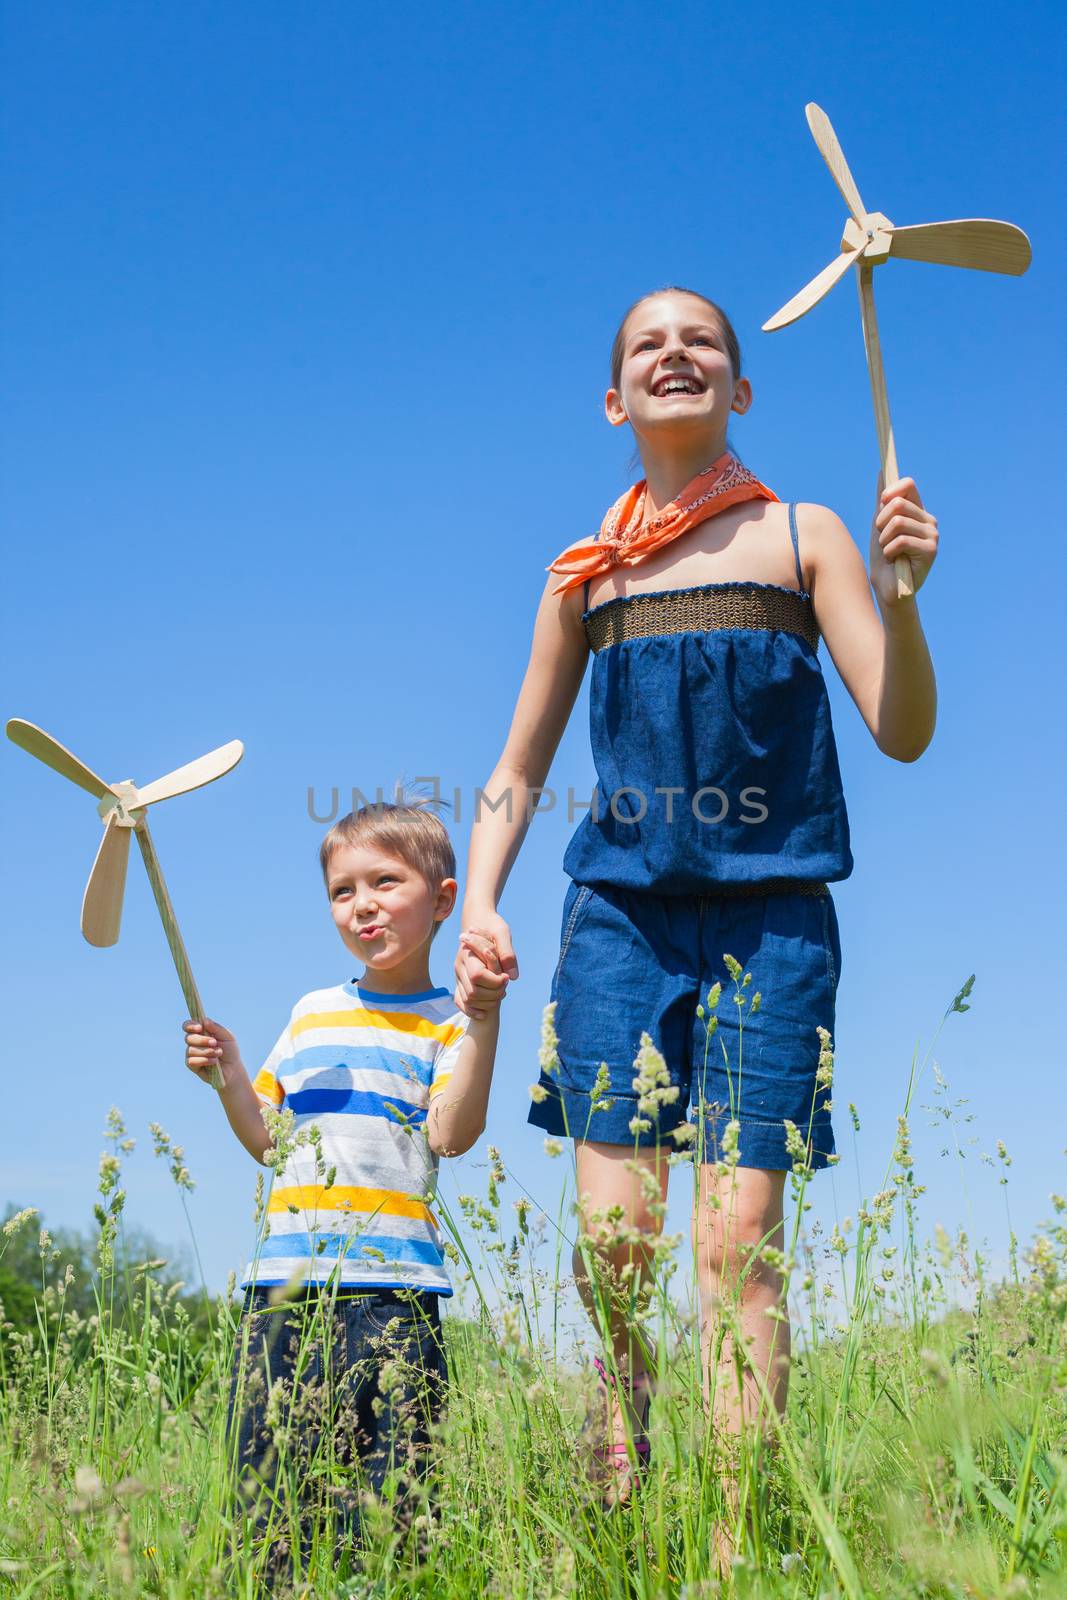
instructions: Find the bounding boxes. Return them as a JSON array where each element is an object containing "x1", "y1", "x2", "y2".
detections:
[{"x1": 527, "y1": 879, "x2": 841, "y2": 1171}]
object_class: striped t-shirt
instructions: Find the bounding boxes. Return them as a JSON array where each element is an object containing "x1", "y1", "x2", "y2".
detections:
[{"x1": 240, "y1": 982, "x2": 467, "y2": 1295}]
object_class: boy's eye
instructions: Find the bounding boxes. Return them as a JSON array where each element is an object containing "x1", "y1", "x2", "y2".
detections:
[{"x1": 332, "y1": 887, "x2": 351, "y2": 900}]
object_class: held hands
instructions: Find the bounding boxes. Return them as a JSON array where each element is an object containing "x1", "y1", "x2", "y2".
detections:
[
  {"x1": 183, "y1": 1016, "x2": 242, "y2": 1089},
  {"x1": 454, "y1": 913, "x2": 517, "y2": 1020},
  {"x1": 870, "y1": 477, "x2": 939, "y2": 607}
]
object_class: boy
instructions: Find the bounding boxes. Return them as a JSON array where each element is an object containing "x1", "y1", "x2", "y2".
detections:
[{"x1": 183, "y1": 799, "x2": 504, "y2": 1568}]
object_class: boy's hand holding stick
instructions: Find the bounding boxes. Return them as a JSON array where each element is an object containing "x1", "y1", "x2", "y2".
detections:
[{"x1": 182, "y1": 1017, "x2": 271, "y2": 1162}]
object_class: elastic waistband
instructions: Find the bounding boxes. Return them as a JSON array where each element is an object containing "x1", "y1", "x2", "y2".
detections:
[{"x1": 702, "y1": 878, "x2": 828, "y2": 900}]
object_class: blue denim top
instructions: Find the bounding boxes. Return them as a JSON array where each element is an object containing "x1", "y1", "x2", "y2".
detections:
[{"x1": 562, "y1": 503, "x2": 853, "y2": 893}]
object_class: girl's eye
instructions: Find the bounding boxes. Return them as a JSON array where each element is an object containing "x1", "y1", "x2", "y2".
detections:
[{"x1": 377, "y1": 876, "x2": 396, "y2": 886}]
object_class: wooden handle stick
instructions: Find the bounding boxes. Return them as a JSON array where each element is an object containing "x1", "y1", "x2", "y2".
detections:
[
  {"x1": 856, "y1": 263, "x2": 914, "y2": 601},
  {"x1": 135, "y1": 819, "x2": 222, "y2": 1093}
]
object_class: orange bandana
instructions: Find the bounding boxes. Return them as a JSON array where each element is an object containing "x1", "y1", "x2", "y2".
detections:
[{"x1": 547, "y1": 453, "x2": 779, "y2": 597}]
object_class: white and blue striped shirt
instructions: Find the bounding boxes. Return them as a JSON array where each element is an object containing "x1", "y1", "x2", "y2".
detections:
[{"x1": 241, "y1": 982, "x2": 466, "y2": 1294}]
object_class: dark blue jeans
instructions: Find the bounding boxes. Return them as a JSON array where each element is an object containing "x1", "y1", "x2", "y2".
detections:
[{"x1": 227, "y1": 1285, "x2": 446, "y2": 1561}]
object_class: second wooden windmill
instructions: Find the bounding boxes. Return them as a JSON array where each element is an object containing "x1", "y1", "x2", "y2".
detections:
[
  {"x1": 6, "y1": 719, "x2": 243, "y2": 1089},
  {"x1": 764, "y1": 103, "x2": 1031, "y2": 598}
]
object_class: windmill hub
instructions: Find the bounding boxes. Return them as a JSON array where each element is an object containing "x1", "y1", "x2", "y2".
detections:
[
  {"x1": 98, "y1": 783, "x2": 144, "y2": 829},
  {"x1": 842, "y1": 213, "x2": 893, "y2": 265}
]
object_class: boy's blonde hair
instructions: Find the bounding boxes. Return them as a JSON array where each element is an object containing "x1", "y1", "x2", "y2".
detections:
[{"x1": 319, "y1": 797, "x2": 456, "y2": 941}]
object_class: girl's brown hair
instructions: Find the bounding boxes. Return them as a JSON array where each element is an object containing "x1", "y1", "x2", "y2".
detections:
[{"x1": 610, "y1": 287, "x2": 742, "y2": 391}]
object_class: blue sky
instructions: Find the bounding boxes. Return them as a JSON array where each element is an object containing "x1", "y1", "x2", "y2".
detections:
[{"x1": 3, "y1": 0, "x2": 1064, "y2": 1298}]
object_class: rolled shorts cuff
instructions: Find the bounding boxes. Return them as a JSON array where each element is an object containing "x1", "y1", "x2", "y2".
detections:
[
  {"x1": 528, "y1": 1077, "x2": 837, "y2": 1171},
  {"x1": 699, "y1": 1110, "x2": 837, "y2": 1173},
  {"x1": 527, "y1": 1077, "x2": 685, "y2": 1146}
]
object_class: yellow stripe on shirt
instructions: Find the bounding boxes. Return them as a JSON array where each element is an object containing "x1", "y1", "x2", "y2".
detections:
[
  {"x1": 253, "y1": 1068, "x2": 285, "y2": 1106},
  {"x1": 268, "y1": 1184, "x2": 436, "y2": 1224},
  {"x1": 290, "y1": 1008, "x2": 464, "y2": 1048}
]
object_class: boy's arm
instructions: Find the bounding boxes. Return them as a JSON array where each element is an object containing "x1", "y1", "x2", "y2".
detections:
[
  {"x1": 183, "y1": 1018, "x2": 272, "y2": 1164},
  {"x1": 426, "y1": 1008, "x2": 502, "y2": 1158}
]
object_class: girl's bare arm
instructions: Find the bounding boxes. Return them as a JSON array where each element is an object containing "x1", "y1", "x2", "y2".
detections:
[
  {"x1": 461, "y1": 568, "x2": 590, "y2": 926},
  {"x1": 800, "y1": 480, "x2": 939, "y2": 762}
]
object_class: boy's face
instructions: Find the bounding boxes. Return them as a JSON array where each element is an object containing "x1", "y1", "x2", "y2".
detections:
[{"x1": 326, "y1": 842, "x2": 456, "y2": 974}]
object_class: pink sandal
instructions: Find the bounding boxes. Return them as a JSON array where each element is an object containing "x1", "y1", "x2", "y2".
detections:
[{"x1": 592, "y1": 1354, "x2": 652, "y2": 1497}]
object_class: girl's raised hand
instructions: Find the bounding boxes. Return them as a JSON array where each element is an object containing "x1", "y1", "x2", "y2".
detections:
[
  {"x1": 870, "y1": 477, "x2": 939, "y2": 605},
  {"x1": 454, "y1": 913, "x2": 517, "y2": 1020},
  {"x1": 183, "y1": 1016, "x2": 242, "y2": 1088}
]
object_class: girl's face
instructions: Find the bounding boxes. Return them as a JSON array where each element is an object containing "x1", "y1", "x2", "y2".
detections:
[{"x1": 605, "y1": 291, "x2": 751, "y2": 447}]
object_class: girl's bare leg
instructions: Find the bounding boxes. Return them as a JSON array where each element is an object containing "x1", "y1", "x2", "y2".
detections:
[
  {"x1": 691, "y1": 1165, "x2": 788, "y2": 1571},
  {"x1": 572, "y1": 1139, "x2": 668, "y2": 1502}
]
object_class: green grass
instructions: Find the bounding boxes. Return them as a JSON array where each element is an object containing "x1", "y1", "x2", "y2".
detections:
[{"x1": 0, "y1": 976, "x2": 1064, "y2": 1599}]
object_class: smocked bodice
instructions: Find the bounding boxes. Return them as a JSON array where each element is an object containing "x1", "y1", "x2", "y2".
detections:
[{"x1": 562, "y1": 571, "x2": 853, "y2": 894}]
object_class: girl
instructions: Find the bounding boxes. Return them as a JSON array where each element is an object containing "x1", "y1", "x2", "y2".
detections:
[{"x1": 452, "y1": 286, "x2": 938, "y2": 1518}]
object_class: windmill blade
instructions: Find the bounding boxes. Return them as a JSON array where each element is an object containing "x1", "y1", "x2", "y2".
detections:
[
  {"x1": 889, "y1": 219, "x2": 1031, "y2": 275},
  {"x1": 805, "y1": 103, "x2": 868, "y2": 226},
  {"x1": 6, "y1": 718, "x2": 114, "y2": 800},
  {"x1": 81, "y1": 814, "x2": 132, "y2": 947},
  {"x1": 134, "y1": 740, "x2": 244, "y2": 808},
  {"x1": 763, "y1": 244, "x2": 865, "y2": 332}
]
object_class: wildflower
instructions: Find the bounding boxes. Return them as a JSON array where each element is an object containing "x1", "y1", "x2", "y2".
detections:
[
  {"x1": 848, "y1": 1101, "x2": 861, "y2": 1132},
  {"x1": 706, "y1": 981, "x2": 722, "y2": 1010},
  {"x1": 543, "y1": 1139, "x2": 563, "y2": 1158},
  {"x1": 780, "y1": 1552, "x2": 803, "y2": 1575},
  {"x1": 150, "y1": 1122, "x2": 196, "y2": 1190},
  {"x1": 632, "y1": 1032, "x2": 678, "y2": 1117},
  {"x1": 721, "y1": 1119, "x2": 742, "y2": 1169},
  {"x1": 893, "y1": 1115, "x2": 914, "y2": 1175},
  {"x1": 950, "y1": 974, "x2": 975, "y2": 1013},
  {"x1": 629, "y1": 1115, "x2": 653, "y2": 1136},
  {"x1": 72, "y1": 1465, "x2": 104, "y2": 1512},
  {"x1": 590, "y1": 1061, "x2": 615, "y2": 1114},
  {"x1": 996, "y1": 1139, "x2": 1012, "y2": 1168},
  {"x1": 783, "y1": 1120, "x2": 809, "y2": 1174},
  {"x1": 750, "y1": 990, "x2": 761, "y2": 1015},
  {"x1": 2, "y1": 1207, "x2": 37, "y2": 1239},
  {"x1": 815, "y1": 1025, "x2": 834, "y2": 1089},
  {"x1": 723, "y1": 954, "x2": 742, "y2": 982},
  {"x1": 539, "y1": 1002, "x2": 560, "y2": 1078},
  {"x1": 528, "y1": 1082, "x2": 548, "y2": 1103},
  {"x1": 98, "y1": 1153, "x2": 121, "y2": 1196},
  {"x1": 671, "y1": 1122, "x2": 698, "y2": 1146}
]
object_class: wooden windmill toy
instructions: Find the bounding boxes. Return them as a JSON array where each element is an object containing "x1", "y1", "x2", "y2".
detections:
[
  {"x1": 6, "y1": 719, "x2": 243, "y2": 1089},
  {"x1": 763, "y1": 103, "x2": 1031, "y2": 597}
]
